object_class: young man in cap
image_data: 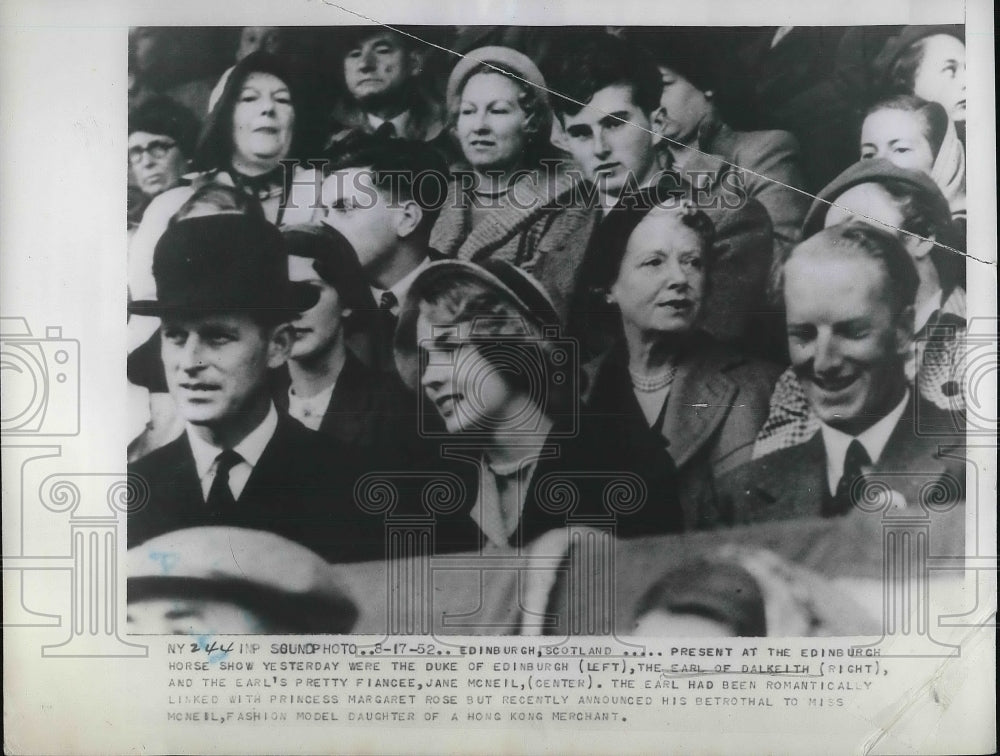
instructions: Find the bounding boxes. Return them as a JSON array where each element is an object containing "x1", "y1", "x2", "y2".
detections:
[
  {"x1": 127, "y1": 214, "x2": 386, "y2": 563},
  {"x1": 722, "y1": 221, "x2": 964, "y2": 523},
  {"x1": 314, "y1": 134, "x2": 449, "y2": 374}
]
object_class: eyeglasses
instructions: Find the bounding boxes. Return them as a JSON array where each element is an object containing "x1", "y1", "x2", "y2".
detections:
[{"x1": 128, "y1": 139, "x2": 178, "y2": 165}]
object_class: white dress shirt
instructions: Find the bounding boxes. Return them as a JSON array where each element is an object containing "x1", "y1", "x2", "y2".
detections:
[
  {"x1": 914, "y1": 289, "x2": 944, "y2": 335},
  {"x1": 187, "y1": 404, "x2": 279, "y2": 502},
  {"x1": 370, "y1": 256, "x2": 433, "y2": 315},
  {"x1": 367, "y1": 110, "x2": 412, "y2": 137},
  {"x1": 819, "y1": 390, "x2": 909, "y2": 495}
]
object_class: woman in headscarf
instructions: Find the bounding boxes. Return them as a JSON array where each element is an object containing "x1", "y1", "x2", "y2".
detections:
[
  {"x1": 128, "y1": 52, "x2": 320, "y2": 311},
  {"x1": 429, "y1": 47, "x2": 599, "y2": 321},
  {"x1": 860, "y1": 94, "x2": 966, "y2": 227}
]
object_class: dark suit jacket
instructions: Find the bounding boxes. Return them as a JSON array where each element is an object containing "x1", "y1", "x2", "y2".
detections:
[
  {"x1": 272, "y1": 352, "x2": 414, "y2": 450},
  {"x1": 584, "y1": 337, "x2": 780, "y2": 531},
  {"x1": 719, "y1": 396, "x2": 966, "y2": 525},
  {"x1": 407, "y1": 414, "x2": 684, "y2": 555},
  {"x1": 127, "y1": 416, "x2": 388, "y2": 563}
]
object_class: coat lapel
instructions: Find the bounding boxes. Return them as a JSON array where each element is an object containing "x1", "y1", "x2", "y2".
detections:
[
  {"x1": 660, "y1": 351, "x2": 738, "y2": 469},
  {"x1": 746, "y1": 433, "x2": 828, "y2": 521},
  {"x1": 237, "y1": 418, "x2": 293, "y2": 509},
  {"x1": 320, "y1": 353, "x2": 369, "y2": 445},
  {"x1": 872, "y1": 400, "x2": 951, "y2": 506},
  {"x1": 164, "y1": 434, "x2": 206, "y2": 510}
]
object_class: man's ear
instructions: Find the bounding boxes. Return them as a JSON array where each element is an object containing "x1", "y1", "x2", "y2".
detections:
[
  {"x1": 266, "y1": 323, "x2": 294, "y2": 368},
  {"x1": 395, "y1": 198, "x2": 423, "y2": 239},
  {"x1": 550, "y1": 119, "x2": 570, "y2": 152},
  {"x1": 406, "y1": 48, "x2": 426, "y2": 78},
  {"x1": 650, "y1": 106, "x2": 668, "y2": 146},
  {"x1": 895, "y1": 305, "x2": 916, "y2": 356}
]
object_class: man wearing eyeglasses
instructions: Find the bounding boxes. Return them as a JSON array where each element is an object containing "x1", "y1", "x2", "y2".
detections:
[{"x1": 127, "y1": 96, "x2": 199, "y2": 228}]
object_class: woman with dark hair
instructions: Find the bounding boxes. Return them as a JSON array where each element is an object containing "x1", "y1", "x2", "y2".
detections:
[
  {"x1": 429, "y1": 47, "x2": 598, "y2": 321},
  {"x1": 273, "y1": 224, "x2": 413, "y2": 452},
  {"x1": 626, "y1": 29, "x2": 810, "y2": 269},
  {"x1": 392, "y1": 259, "x2": 683, "y2": 553},
  {"x1": 582, "y1": 201, "x2": 780, "y2": 531},
  {"x1": 860, "y1": 94, "x2": 966, "y2": 224},
  {"x1": 129, "y1": 52, "x2": 319, "y2": 307}
]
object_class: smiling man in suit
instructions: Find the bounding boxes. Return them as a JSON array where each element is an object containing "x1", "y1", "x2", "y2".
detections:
[
  {"x1": 722, "y1": 221, "x2": 965, "y2": 523},
  {"x1": 127, "y1": 214, "x2": 386, "y2": 562}
]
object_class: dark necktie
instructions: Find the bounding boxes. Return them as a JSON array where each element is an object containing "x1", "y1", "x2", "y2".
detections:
[
  {"x1": 205, "y1": 449, "x2": 243, "y2": 513},
  {"x1": 380, "y1": 290, "x2": 398, "y2": 313},
  {"x1": 825, "y1": 439, "x2": 871, "y2": 517},
  {"x1": 374, "y1": 121, "x2": 397, "y2": 139},
  {"x1": 376, "y1": 291, "x2": 399, "y2": 372}
]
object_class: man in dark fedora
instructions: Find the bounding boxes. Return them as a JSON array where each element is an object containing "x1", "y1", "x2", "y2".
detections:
[{"x1": 127, "y1": 214, "x2": 387, "y2": 563}]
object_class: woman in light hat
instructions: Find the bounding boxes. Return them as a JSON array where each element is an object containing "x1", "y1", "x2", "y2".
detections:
[
  {"x1": 429, "y1": 47, "x2": 599, "y2": 322},
  {"x1": 392, "y1": 259, "x2": 683, "y2": 554}
]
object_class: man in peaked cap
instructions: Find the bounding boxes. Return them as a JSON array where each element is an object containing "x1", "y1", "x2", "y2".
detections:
[{"x1": 127, "y1": 214, "x2": 387, "y2": 563}]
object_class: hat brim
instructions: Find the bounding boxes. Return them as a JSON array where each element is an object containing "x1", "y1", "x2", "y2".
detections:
[
  {"x1": 128, "y1": 282, "x2": 320, "y2": 322},
  {"x1": 392, "y1": 259, "x2": 561, "y2": 393}
]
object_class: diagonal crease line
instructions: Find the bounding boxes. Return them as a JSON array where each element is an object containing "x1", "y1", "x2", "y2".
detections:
[{"x1": 321, "y1": 2, "x2": 992, "y2": 266}]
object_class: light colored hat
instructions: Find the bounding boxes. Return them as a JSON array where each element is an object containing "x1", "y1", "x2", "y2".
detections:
[
  {"x1": 445, "y1": 45, "x2": 550, "y2": 117},
  {"x1": 393, "y1": 259, "x2": 562, "y2": 393},
  {"x1": 128, "y1": 526, "x2": 359, "y2": 633}
]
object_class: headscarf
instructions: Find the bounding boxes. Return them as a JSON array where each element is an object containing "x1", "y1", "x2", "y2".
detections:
[{"x1": 930, "y1": 117, "x2": 967, "y2": 220}]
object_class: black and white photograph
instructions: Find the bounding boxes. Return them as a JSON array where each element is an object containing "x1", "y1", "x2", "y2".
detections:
[{"x1": 2, "y1": 1, "x2": 995, "y2": 753}]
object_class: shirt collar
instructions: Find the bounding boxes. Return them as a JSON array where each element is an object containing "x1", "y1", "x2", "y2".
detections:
[
  {"x1": 914, "y1": 289, "x2": 944, "y2": 335},
  {"x1": 187, "y1": 404, "x2": 279, "y2": 481},
  {"x1": 367, "y1": 110, "x2": 411, "y2": 135},
  {"x1": 819, "y1": 389, "x2": 910, "y2": 494},
  {"x1": 371, "y1": 256, "x2": 432, "y2": 313},
  {"x1": 599, "y1": 168, "x2": 669, "y2": 216}
]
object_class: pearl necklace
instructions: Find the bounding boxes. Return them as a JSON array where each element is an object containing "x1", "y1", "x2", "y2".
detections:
[{"x1": 629, "y1": 364, "x2": 678, "y2": 393}]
